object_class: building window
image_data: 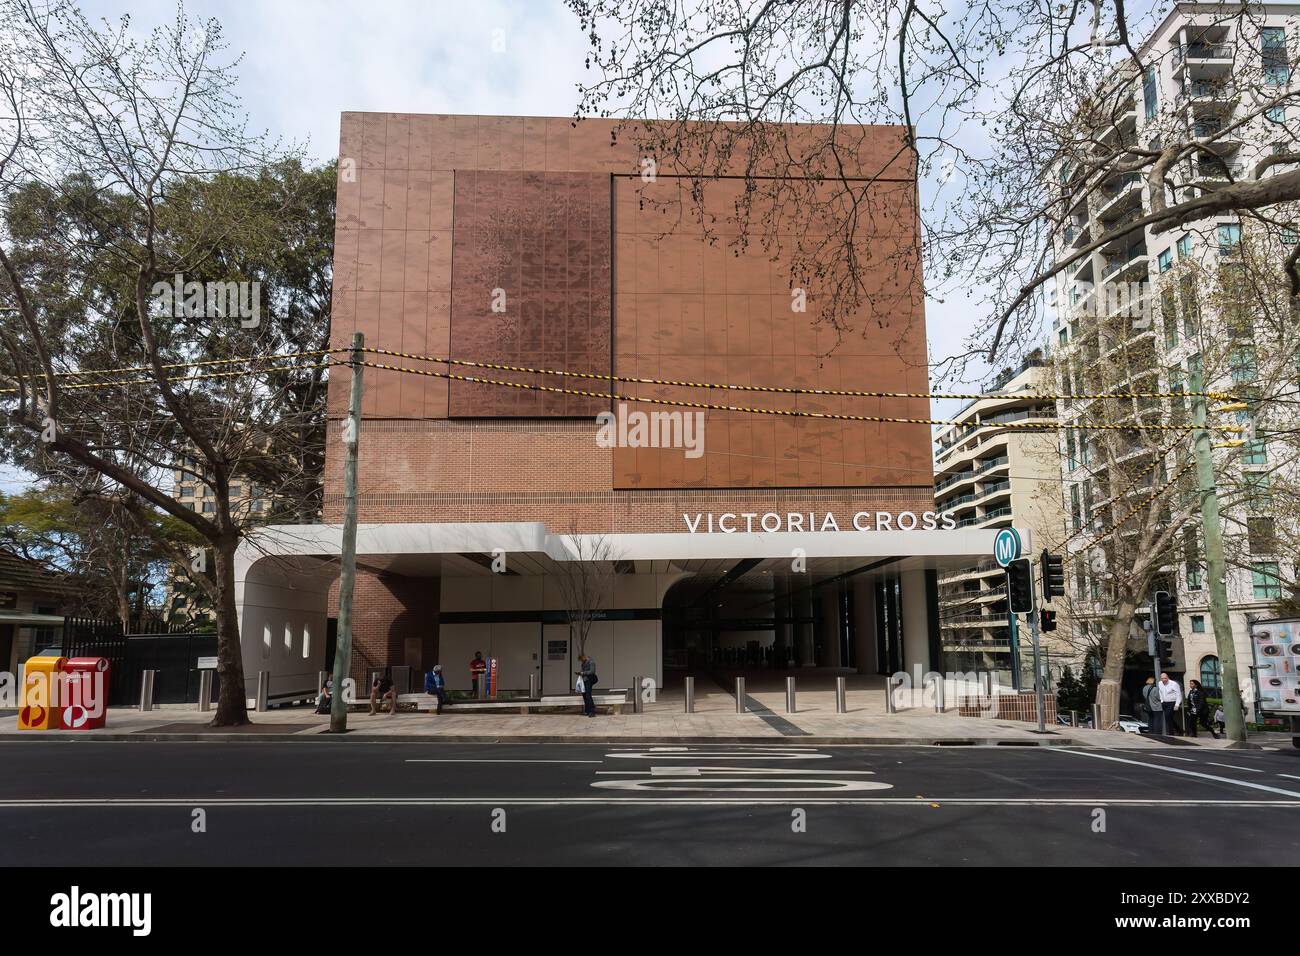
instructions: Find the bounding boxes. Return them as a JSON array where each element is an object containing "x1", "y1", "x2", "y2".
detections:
[
  {"x1": 229, "y1": 485, "x2": 241, "y2": 497},
  {"x1": 1059, "y1": 327, "x2": 1068, "y2": 346},
  {"x1": 1246, "y1": 471, "x2": 1273, "y2": 510},
  {"x1": 1267, "y1": 105, "x2": 1286, "y2": 123},
  {"x1": 1143, "y1": 66, "x2": 1158, "y2": 119},
  {"x1": 1283, "y1": 225, "x2": 1298, "y2": 245},
  {"x1": 1263, "y1": 27, "x2": 1289, "y2": 84},
  {"x1": 1252, "y1": 561, "x2": 1281, "y2": 599},
  {"x1": 1187, "y1": 566, "x2": 1203, "y2": 590},
  {"x1": 202, "y1": 502, "x2": 214, "y2": 514},
  {"x1": 1248, "y1": 516, "x2": 1276, "y2": 554},
  {"x1": 1167, "y1": 368, "x2": 1186, "y2": 415},
  {"x1": 1229, "y1": 346, "x2": 1257, "y2": 384},
  {"x1": 179, "y1": 485, "x2": 193, "y2": 498},
  {"x1": 1191, "y1": 615, "x2": 1206, "y2": 633},
  {"x1": 1243, "y1": 437, "x2": 1267, "y2": 465},
  {"x1": 1158, "y1": 249, "x2": 1173, "y2": 272},
  {"x1": 1176, "y1": 234, "x2": 1192, "y2": 258},
  {"x1": 1218, "y1": 223, "x2": 1241, "y2": 255},
  {"x1": 1200, "y1": 655, "x2": 1221, "y2": 693}
]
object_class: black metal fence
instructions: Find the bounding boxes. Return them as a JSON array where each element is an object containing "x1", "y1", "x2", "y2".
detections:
[{"x1": 61, "y1": 617, "x2": 219, "y2": 706}]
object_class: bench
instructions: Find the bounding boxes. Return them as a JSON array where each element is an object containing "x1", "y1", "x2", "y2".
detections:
[{"x1": 348, "y1": 691, "x2": 631, "y2": 714}]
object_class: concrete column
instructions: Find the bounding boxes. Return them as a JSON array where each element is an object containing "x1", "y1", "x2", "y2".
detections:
[
  {"x1": 901, "y1": 568, "x2": 932, "y2": 674},
  {"x1": 798, "y1": 586, "x2": 816, "y2": 666},
  {"x1": 851, "y1": 577, "x2": 877, "y2": 673}
]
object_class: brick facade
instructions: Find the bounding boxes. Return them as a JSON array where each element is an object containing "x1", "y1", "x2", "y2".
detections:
[{"x1": 327, "y1": 567, "x2": 438, "y2": 683}]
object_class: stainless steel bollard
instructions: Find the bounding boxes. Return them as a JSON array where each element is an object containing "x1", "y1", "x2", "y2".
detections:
[
  {"x1": 933, "y1": 676, "x2": 944, "y2": 713},
  {"x1": 684, "y1": 676, "x2": 695, "y2": 713},
  {"x1": 197, "y1": 670, "x2": 213, "y2": 712},
  {"x1": 138, "y1": 670, "x2": 156, "y2": 712},
  {"x1": 785, "y1": 676, "x2": 796, "y2": 714},
  {"x1": 884, "y1": 676, "x2": 896, "y2": 714},
  {"x1": 528, "y1": 673, "x2": 538, "y2": 700},
  {"x1": 835, "y1": 676, "x2": 847, "y2": 714},
  {"x1": 632, "y1": 675, "x2": 643, "y2": 713},
  {"x1": 735, "y1": 676, "x2": 746, "y2": 713},
  {"x1": 256, "y1": 670, "x2": 270, "y2": 712}
]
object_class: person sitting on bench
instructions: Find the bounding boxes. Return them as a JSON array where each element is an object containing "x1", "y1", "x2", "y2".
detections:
[
  {"x1": 315, "y1": 675, "x2": 333, "y2": 715},
  {"x1": 369, "y1": 671, "x2": 398, "y2": 716}
]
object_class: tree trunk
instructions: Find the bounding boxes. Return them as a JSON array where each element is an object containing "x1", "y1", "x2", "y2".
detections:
[
  {"x1": 210, "y1": 536, "x2": 249, "y2": 727},
  {"x1": 1095, "y1": 595, "x2": 1137, "y2": 730},
  {"x1": 116, "y1": 570, "x2": 131, "y2": 633}
]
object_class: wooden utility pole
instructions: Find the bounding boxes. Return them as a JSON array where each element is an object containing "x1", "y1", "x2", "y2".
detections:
[{"x1": 329, "y1": 332, "x2": 364, "y2": 733}]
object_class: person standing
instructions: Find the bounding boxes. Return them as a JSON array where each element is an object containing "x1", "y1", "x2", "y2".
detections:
[
  {"x1": 1142, "y1": 676, "x2": 1163, "y2": 735},
  {"x1": 470, "y1": 651, "x2": 487, "y2": 698},
  {"x1": 424, "y1": 664, "x2": 447, "y2": 715},
  {"x1": 1185, "y1": 679, "x2": 1217, "y2": 739},
  {"x1": 576, "y1": 653, "x2": 597, "y2": 717},
  {"x1": 1158, "y1": 671, "x2": 1183, "y2": 735}
]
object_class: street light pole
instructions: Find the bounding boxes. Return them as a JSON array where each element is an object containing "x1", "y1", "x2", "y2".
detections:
[
  {"x1": 329, "y1": 332, "x2": 364, "y2": 734},
  {"x1": 1190, "y1": 376, "x2": 1247, "y2": 745}
]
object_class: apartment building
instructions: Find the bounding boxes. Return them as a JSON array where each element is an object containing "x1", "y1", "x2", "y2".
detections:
[
  {"x1": 1049, "y1": 2, "x2": 1300, "y2": 702},
  {"x1": 932, "y1": 355, "x2": 1078, "y2": 686}
]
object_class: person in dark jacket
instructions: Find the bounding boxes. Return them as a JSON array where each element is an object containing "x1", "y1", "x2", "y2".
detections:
[
  {"x1": 1185, "y1": 679, "x2": 1217, "y2": 739},
  {"x1": 1142, "y1": 676, "x2": 1163, "y2": 734},
  {"x1": 424, "y1": 664, "x2": 446, "y2": 715},
  {"x1": 576, "y1": 654, "x2": 597, "y2": 717}
]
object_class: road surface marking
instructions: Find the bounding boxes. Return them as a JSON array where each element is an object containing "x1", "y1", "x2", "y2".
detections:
[
  {"x1": 590, "y1": 778, "x2": 893, "y2": 793},
  {"x1": 1204, "y1": 761, "x2": 1265, "y2": 774},
  {"x1": 1129, "y1": 751, "x2": 1196, "y2": 762},
  {"x1": 1057, "y1": 749, "x2": 1300, "y2": 798},
  {"x1": 596, "y1": 767, "x2": 879, "y2": 776},
  {"x1": 606, "y1": 750, "x2": 830, "y2": 760},
  {"x1": 404, "y1": 759, "x2": 602, "y2": 764},
  {"x1": 1277, "y1": 773, "x2": 1300, "y2": 781}
]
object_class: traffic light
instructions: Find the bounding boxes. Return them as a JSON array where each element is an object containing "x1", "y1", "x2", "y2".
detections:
[
  {"x1": 1040, "y1": 550, "x2": 1065, "y2": 602},
  {"x1": 1154, "y1": 590, "x2": 1177, "y2": 636},
  {"x1": 1006, "y1": 558, "x2": 1035, "y2": 614},
  {"x1": 1157, "y1": 638, "x2": 1174, "y2": 663},
  {"x1": 1040, "y1": 609, "x2": 1057, "y2": 632}
]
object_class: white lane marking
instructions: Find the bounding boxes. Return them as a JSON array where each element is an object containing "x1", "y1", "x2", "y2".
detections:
[
  {"x1": 1120, "y1": 751, "x2": 1196, "y2": 762},
  {"x1": 1057, "y1": 749, "x2": 1300, "y2": 798},
  {"x1": 599, "y1": 767, "x2": 878, "y2": 776},
  {"x1": 590, "y1": 778, "x2": 893, "y2": 793},
  {"x1": 606, "y1": 751, "x2": 830, "y2": 760},
  {"x1": 1277, "y1": 773, "x2": 1300, "y2": 781},
  {"x1": 1204, "y1": 761, "x2": 1266, "y2": 774},
  {"x1": 404, "y1": 759, "x2": 602, "y2": 764},
  {"x1": 0, "y1": 796, "x2": 1294, "y2": 808}
]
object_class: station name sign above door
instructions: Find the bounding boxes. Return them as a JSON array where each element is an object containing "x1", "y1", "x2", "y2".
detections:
[{"x1": 682, "y1": 511, "x2": 958, "y2": 534}]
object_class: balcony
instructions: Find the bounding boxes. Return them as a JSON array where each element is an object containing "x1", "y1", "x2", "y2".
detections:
[
  {"x1": 978, "y1": 506, "x2": 1014, "y2": 527},
  {"x1": 1102, "y1": 244, "x2": 1148, "y2": 283},
  {"x1": 935, "y1": 469, "x2": 975, "y2": 494},
  {"x1": 977, "y1": 454, "x2": 1010, "y2": 475},
  {"x1": 1178, "y1": 79, "x2": 1238, "y2": 106},
  {"x1": 1185, "y1": 42, "x2": 1233, "y2": 61},
  {"x1": 1095, "y1": 173, "x2": 1142, "y2": 219},
  {"x1": 977, "y1": 479, "x2": 1012, "y2": 500}
]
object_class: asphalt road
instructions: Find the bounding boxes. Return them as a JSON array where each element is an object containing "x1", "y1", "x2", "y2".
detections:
[{"x1": 2, "y1": 740, "x2": 1298, "y2": 865}]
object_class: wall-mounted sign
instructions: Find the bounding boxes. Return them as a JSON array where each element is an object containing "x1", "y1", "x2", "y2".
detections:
[
  {"x1": 682, "y1": 511, "x2": 957, "y2": 534},
  {"x1": 547, "y1": 640, "x2": 568, "y2": 661},
  {"x1": 196, "y1": 656, "x2": 218, "y2": 670}
]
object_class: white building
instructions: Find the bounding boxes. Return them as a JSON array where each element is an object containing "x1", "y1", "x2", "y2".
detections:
[{"x1": 1048, "y1": 2, "x2": 1300, "y2": 702}]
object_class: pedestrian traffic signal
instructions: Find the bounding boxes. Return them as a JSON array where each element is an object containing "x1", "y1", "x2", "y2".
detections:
[
  {"x1": 1040, "y1": 550, "x2": 1065, "y2": 601},
  {"x1": 1154, "y1": 590, "x2": 1176, "y2": 636},
  {"x1": 1006, "y1": 558, "x2": 1034, "y2": 614},
  {"x1": 1040, "y1": 609, "x2": 1057, "y2": 632},
  {"x1": 1157, "y1": 638, "x2": 1174, "y2": 662}
]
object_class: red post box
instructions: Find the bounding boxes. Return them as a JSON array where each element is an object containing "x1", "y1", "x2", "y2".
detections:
[{"x1": 61, "y1": 657, "x2": 110, "y2": 730}]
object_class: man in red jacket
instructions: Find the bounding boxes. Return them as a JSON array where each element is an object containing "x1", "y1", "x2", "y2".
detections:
[{"x1": 470, "y1": 651, "x2": 487, "y2": 698}]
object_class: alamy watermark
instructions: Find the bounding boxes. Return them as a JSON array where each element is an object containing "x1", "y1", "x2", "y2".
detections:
[
  {"x1": 151, "y1": 273, "x2": 261, "y2": 328},
  {"x1": 596, "y1": 401, "x2": 705, "y2": 458}
]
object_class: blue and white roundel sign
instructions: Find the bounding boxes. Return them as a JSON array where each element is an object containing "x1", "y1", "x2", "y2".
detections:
[{"x1": 993, "y1": 528, "x2": 1022, "y2": 568}]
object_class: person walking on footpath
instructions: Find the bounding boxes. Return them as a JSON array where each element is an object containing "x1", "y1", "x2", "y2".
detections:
[
  {"x1": 424, "y1": 664, "x2": 447, "y2": 715},
  {"x1": 1158, "y1": 671, "x2": 1183, "y2": 735},
  {"x1": 1185, "y1": 679, "x2": 1218, "y2": 739},
  {"x1": 576, "y1": 653, "x2": 598, "y2": 717},
  {"x1": 1142, "y1": 676, "x2": 1163, "y2": 735}
]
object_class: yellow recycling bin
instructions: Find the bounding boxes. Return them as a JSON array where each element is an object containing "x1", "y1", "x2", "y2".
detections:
[{"x1": 18, "y1": 656, "x2": 67, "y2": 731}]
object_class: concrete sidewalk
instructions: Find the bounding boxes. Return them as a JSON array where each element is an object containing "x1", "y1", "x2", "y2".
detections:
[{"x1": 0, "y1": 676, "x2": 1167, "y2": 747}]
